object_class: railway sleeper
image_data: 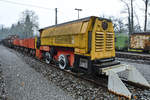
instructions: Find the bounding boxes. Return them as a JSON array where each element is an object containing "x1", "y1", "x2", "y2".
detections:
[{"x1": 101, "y1": 64, "x2": 150, "y2": 99}]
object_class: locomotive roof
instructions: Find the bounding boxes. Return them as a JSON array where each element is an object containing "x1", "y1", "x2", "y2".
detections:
[
  {"x1": 39, "y1": 16, "x2": 112, "y2": 32},
  {"x1": 132, "y1": 32, "x2": 150, "y2": 35}
]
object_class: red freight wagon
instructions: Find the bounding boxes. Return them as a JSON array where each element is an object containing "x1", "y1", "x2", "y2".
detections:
[
  {"x1": 13, "y1": 39, "x2": 19, "y2": 46},
  {"x1": 19, "y1": 39, "x2": 24, "y2": 47},
  {"x1": 28, "y1": 38, "x2": 35, "y2": 49},
  {"x1": 23, "y1": 39, "x2": 28, "y2": 48}
]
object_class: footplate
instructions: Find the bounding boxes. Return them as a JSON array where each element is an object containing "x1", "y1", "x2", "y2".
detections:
[{"x1": 101, "y1": 64, "x2": 150, "y2": 99}]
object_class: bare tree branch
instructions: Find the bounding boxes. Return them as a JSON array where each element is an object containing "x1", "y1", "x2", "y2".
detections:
[
  {"x1": 120, "y1": 0, "x2": 131, "y2": 34},
  {"x1": 142, "y1": 0, "x2": 149, "y2": 31}
]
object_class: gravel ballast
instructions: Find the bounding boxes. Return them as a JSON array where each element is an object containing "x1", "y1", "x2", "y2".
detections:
[{"x1": 1, "y1": 45, "x2": 150, "y2": 100}]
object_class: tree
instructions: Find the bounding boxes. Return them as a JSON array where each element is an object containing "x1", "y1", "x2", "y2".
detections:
[
  {"x1": 143, "y1": 0, "x2": 149, "y2": 31},
  {"x1": 0, "y1": 25, "x2": 4, "y2": 30},
  {"x1": 24, "y1": 14, "x2": 32, "y2": 38},
  {"x1": 131, "y1": 0, "x2": 134, "y2": 33},
  {"x1": 148, "y1": 13, "x2": 150, "y2": 31},
  {"x1": 0, "y1": 10, "x2": 39, "y2": 39},
  {"x1": 134, "y1": 11, "x2": 142, "y2": 32},
  {"x1": 120, "y1": 0, "x2": 136, "y2": 49},
  {"x1": 120, "y1": 0, "x2": 132, "y2": 34},
  {"x1": 20, "y1": 10, "x2": 39, "y2": 38},
  {"x1": 0, "y1": 26, "x2": 10, "y2": 40},
  {"x1": 121, "y1": 0, "x2": 136, "y2": 34},
  {"x1": 110, "y1": 17, "x2": 127, "y2": 33}
]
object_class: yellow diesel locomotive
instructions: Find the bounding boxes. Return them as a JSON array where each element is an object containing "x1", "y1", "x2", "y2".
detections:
[
  {"x1": 36, "y1": 16, "x2": 116, "y2": 72},
  {"x1": 35, "y1": 16, "x2": 150, "y2": 99}
]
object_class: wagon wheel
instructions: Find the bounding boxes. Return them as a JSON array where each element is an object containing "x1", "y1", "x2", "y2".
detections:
[
  {"x1": 45, "y1": 52, "x2": 52, "y2": 64},
  {"x1": 58, "y1": 54, "x2": 69, "y2": 70}
]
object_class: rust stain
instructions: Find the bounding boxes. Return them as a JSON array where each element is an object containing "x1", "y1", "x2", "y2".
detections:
[
  {"x1": 21, "y1": 82, "x2": 24, "y2": 87},
  {"x1": 108, "y1": 89, "x2": 131, "y2": 100},
  {"x1": 134, "y1": 96, "x2": 137, "y2": 99},
  {"x1": 130, "y1": 34, "x2": 150, "y2": 50}
]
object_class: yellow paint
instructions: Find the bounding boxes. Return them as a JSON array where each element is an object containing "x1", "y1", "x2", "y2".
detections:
[
  {"x1": 35, "y1": 36, "x2": 37, "y2": 49},
  {"x1": 40, "y1": 16, "x2": 115, "y2": 60},
  {"x1": 90, "y1": 18, "x2": 115, "y2": 60},
  {"x1": 128, "y1": 49, "x2": 143, "y2": 52}
]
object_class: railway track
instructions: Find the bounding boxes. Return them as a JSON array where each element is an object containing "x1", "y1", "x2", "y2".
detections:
[
  {"x1": 116, "y1": 51, "x2": 150, "y2": 63},
  {"x1": 15, "y1": 50, "x2": 149, "y2": 99},
  {"x1": 5, "y1": 47, "x2": 150, "y2": 99},
  {"x1": 33, "y1": 57, "x2": 150, "y2": 99}
]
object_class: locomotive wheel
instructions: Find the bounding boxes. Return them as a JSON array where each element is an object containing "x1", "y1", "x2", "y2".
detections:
[
  {"x1": 58, "y1": 54, "x2": 69, "y2": 70},
  {"x1": 45, "y1": 52, "x2": 52, "y2": 64}
]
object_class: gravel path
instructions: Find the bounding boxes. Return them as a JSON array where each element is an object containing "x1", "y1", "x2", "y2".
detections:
[{"x1": 0, "y1": 45, "x2": 74, "y2": 100}]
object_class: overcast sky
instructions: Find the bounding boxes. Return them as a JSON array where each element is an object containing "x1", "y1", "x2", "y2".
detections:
[{"x1": 0, "y1": 0, "x2": 146, "y2": 29}]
